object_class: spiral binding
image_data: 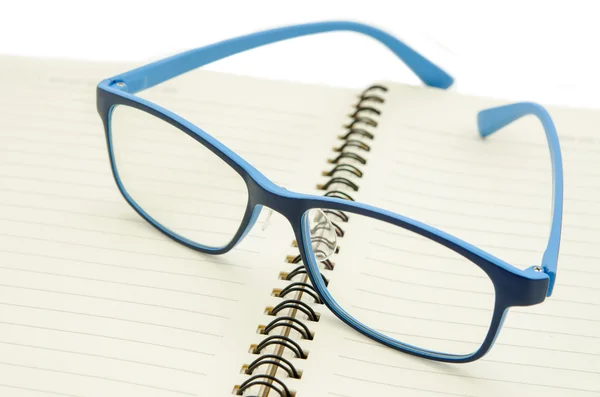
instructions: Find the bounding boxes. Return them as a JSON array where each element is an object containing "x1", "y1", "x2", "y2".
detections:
[{"x1": 234, "y1": 84, "x2": 387, "y2": 397}]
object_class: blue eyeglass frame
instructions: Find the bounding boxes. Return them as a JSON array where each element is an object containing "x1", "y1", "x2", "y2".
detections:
[{"x1": 96, "y1": 21, "x2": 563, "y2": 363}]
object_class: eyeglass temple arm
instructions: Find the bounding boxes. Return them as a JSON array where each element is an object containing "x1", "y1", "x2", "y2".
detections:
[
  {"x1": 108, "y1": 21, "x2": 453, "y2": 94},
  {"x1": 477, "y1": 102, "x2": 563, "y2": 296}
]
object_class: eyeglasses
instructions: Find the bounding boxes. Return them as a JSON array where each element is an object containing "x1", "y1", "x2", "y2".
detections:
[{"x1": 96, "y1": 21, "x2": 563, "y2": 363}]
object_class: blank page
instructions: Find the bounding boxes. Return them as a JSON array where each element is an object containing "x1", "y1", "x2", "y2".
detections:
[
  {"x1": 0, "y1": 56, "x2": 356, "y2": 396},
  {"x1": 299, "y1": 83, "x2": 600, "y2": 396}
]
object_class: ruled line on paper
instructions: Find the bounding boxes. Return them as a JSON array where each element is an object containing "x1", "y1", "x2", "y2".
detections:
[
  {"x1": 336, "y1": 356, "x2": 600, "y2": 394},
  {"x1": 0, "y1": 341, "x2": 206, "y2": 376},
  {"x1": 0, "y1": 199, "x2": 262, "y2": 242},
  {"x1": 0, "y1": 174, "x2": 253, "y2": 220},
  {"x1": 0, "y1": 383, "x2": 86, "y2": 397},
  {"x1": 333, "y1": 374, "x2": 474, "y2": 397},
  {"x1": 0, "y1": 120, "x2": 320, "y2": 151},
  {"x1": 1, "y1": 105, "x2": 324, "y2": 139},
  {"x1": 0, "y1": 133, "x2": 297, "y2": 164},
  {"x1": 0, "y1": 321, "x2": 212, "y2": 354},
  {"x1": 354, "y1": 288, "x2": 599, "y2": 323},
  {"x1": 0, "y1": 302, "x2": 226, "y2": 338},
  {"x1": 0, "y1": 362, "x2": 197, "y2": 396},
  {"x1": 0, "y1": 283, "x2": 231, "y2": 320},
  {"x1": 385, "y1": 174, "x2": 600, "y2": 205},
  {"x1": 348, "y1": 304, "x2": 598, "y2": 340},
  {"x1": 393, "y1": 121, "x2": 600, "y2": 155},
  {"x1": 371, "y1": 226, "x2": 598, "y2": 256},
  {"x1": 367, "y1": 226, "x2": 598, "y2": 259},
  {"x1": 0, "y1": 266, "x2": 238, "y2": 303},
  {"x1": 0, "y1": 130, "x2": 308, "y2": 162},
  {"x1": 388, "y1": 143, "x2": 600, "y2": 176},
  {"x1": 0, "y1": 94, "x2": 322, "y2": 126},
  {"x1": 0, "y1": 147, "x2": 297, "y2": 178},
  {"x1": 379, "y1": 196, "x2": 600, "y2": 232},
  {"x1": 0, "y1": 231, "x2": 257, "y2": 268},
  {"x1": 401, "y1": 130, "x2": 598, "y2": 157},
  {"x1": 382, "y1": 126, "x2": 600, "y2": 166},
  {"x1": 0, "y1": 249, "x2": 244, "y2": 286},
  {"x1": 382, "y1": 184, "x2": 560, "y2": 214},
  {"x1": 0, "y1": 216, "x2": 263, "y2": 247},
  {"x1": 0, "y1": 173, "x2": 245, "y2": 203},
  {"x1": 370, "y1": 238, "x2": 600, "y2": 265},
  {"x1": 359, "y1": 270, "x2": 600, "y2": 307},
  {"x1": 365, "y1": 253, "x2": 600, "y2": 279},
  {"x1": 343, "y1": 336, "x2": 600, "y2": 361},
  {"x1": 5, "y1": 82, "x2": 329, "y2": 120},
  {"x1": 0, "y1": 192, "x2": 262, "y2": 226},
  {"x1": 389, "y1": 157, "x2": 597, "y2": 190}
]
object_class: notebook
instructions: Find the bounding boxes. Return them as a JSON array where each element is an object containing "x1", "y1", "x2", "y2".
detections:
[{"x1": 0, "y1": 55, "x2": 598, "y2": 397}]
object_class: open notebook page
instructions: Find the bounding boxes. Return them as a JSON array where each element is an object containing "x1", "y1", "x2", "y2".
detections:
[
  {"x1": 0, "y1": 56, "x2": 356, "y2": 396},
  {"x1": 299, "y1": 83, "x2": 600, "y2": 396}
]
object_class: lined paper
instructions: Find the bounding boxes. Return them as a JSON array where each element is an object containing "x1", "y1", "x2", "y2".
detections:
[
  {"x1": 300, "y1": 83, "x2": 600, "y2": 396},
  {"x1": 3, "y1": 55, "x2": 597, "y2": 397},
  {"x1": 0, "y1": 56, "x2": 354, "y2": 396}
]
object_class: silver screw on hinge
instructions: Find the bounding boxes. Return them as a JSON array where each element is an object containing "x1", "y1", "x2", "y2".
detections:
[
  {"x1": 533, "y1": 266, "x2": 543, "y2": 272},
  {"x1": 115, "y1": 82, "x2": 126, "y2": 88}
]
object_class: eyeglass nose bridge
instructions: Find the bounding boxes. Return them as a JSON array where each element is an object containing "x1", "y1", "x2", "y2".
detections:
[{"x1": 240, "y1": 179, "x2": 338, "y2": 261}]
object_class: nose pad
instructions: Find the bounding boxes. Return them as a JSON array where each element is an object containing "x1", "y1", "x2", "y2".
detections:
[
  {"x1": 261, "y1": 208, "x2": 274, "y2": 232},
  {"x1": 306, "y1": 209, "x2": 337, "y2": 261}
]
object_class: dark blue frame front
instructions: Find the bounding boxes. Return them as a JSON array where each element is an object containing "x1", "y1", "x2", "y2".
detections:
[{"x1": 96, "y1": 21, "x2": 562, "y2": 363}]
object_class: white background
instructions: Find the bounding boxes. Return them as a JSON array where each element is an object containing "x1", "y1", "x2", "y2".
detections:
[{"x1": 1, "y1": 0, "x2": 599, "y2": 107}]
